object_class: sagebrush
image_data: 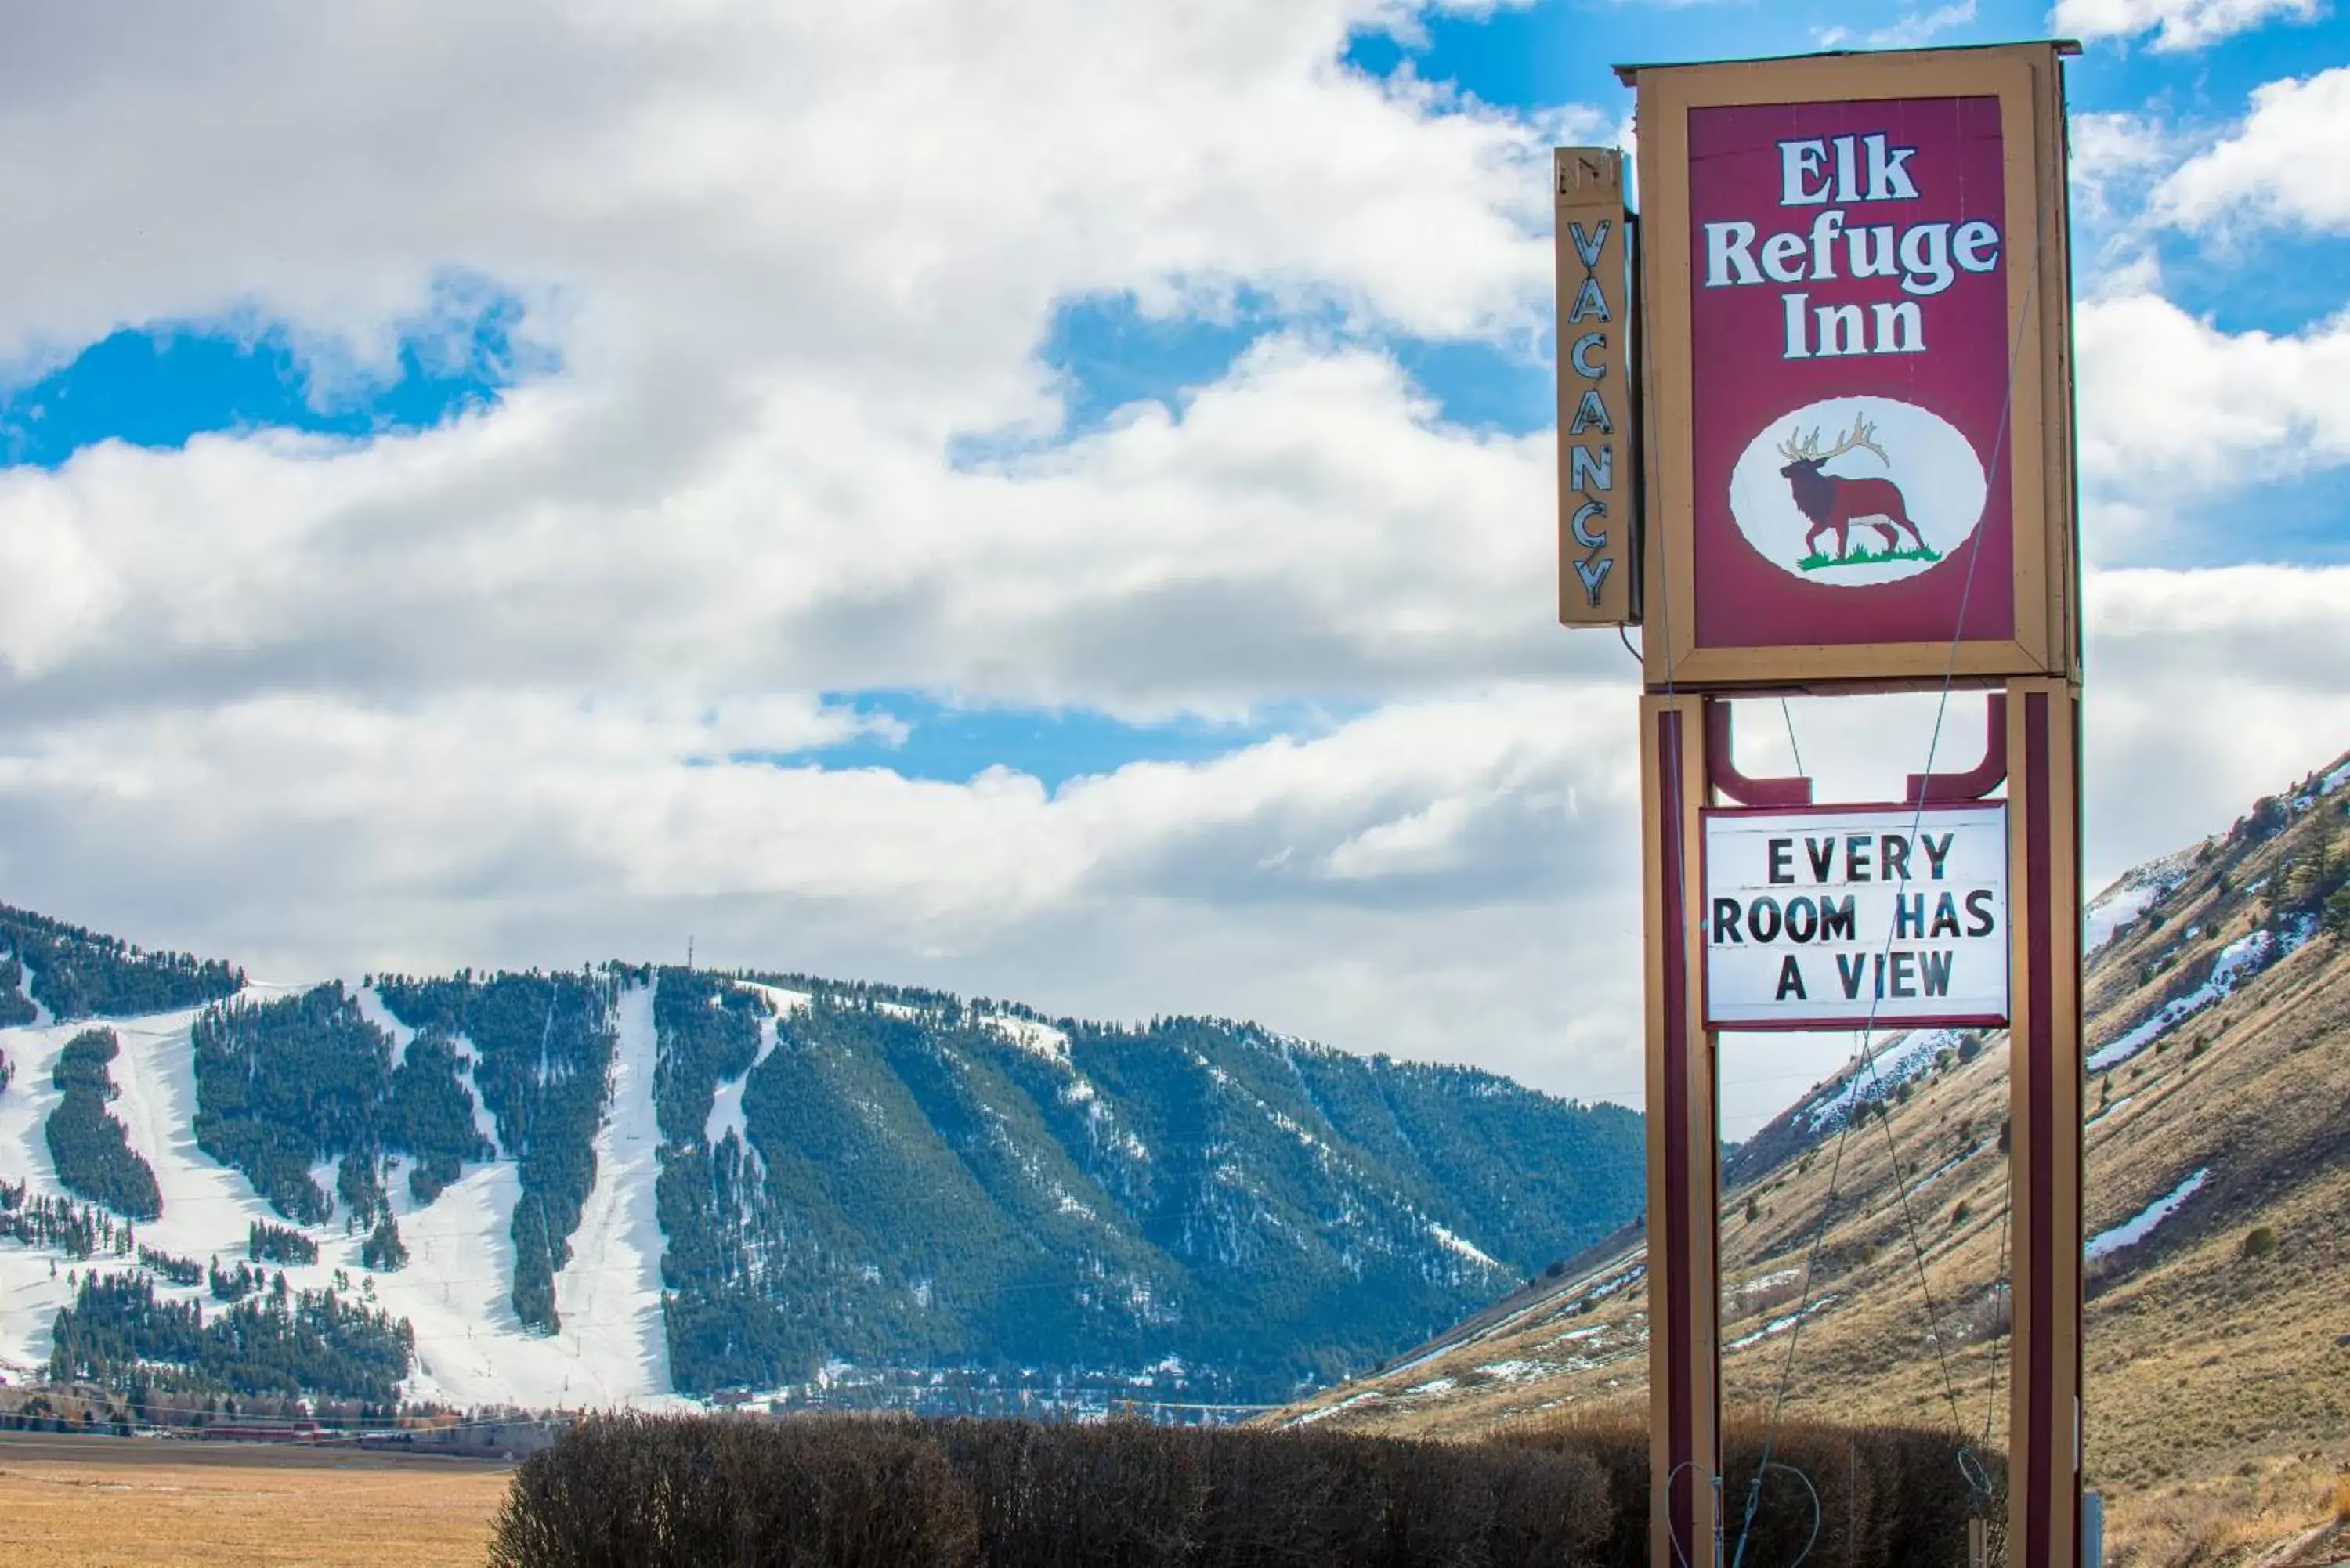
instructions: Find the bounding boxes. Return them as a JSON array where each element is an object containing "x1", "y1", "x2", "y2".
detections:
[{"x1": 490, "y1": 1412, "x2": 1994, "y2": 1567}]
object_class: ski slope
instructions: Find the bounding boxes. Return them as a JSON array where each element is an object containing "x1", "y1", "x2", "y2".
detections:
[{"x1": 0, "y1": 982, "x2": 684, "y2": 1408}]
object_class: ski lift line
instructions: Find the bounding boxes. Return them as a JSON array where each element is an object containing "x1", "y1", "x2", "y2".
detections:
[{"x1": 1730, "y1": 152, "x2": 2053, "y2": 1568}]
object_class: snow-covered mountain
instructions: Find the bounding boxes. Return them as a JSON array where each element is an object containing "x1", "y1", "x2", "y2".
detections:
[{"x1": 0, "y1": 907, "x2": 1642, "y2": 1412}]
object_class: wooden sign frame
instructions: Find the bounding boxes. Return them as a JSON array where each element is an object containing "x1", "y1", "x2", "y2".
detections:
[
  {"x1": 1628, "y1": 45, "x2": 2079, "y2": 692},
  {"x1": 1556, "y1": 146, "x2": 1640, "y2": 627}
]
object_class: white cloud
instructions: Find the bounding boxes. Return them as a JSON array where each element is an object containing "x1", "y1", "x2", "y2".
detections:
[
  {"x1": 2052, "y1": 0, "x2": 2324, "y2": 52},
  {"x1": 2073, "y1": 289, "x2": 2350, "y2": 507},
  {"x1": 2157, "y1": 66, "x2": 2350, "y2": 233},
  {"x1": 0, "y1": 335, "x2": 1579, "y2": 721},
  {"x1": 2067, "y1": 112, "x2": 2182, "y2": 233},
  {"x1": 0, "y1": 679, "x2": 1654, "y2": 1101},
  {"x1": 1869, "y1": 2, "x2": 1978, "y2": 49},
  {"x1": 2082, "y1": 564, "x2": 2350, "y2": 882}
]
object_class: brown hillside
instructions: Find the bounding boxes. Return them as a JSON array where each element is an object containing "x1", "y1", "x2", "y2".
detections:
[{"x1": 1274, "y1": 752, "x2": 2350, "y2": 1567}]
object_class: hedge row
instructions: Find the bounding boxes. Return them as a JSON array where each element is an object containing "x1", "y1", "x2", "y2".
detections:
[
  {"x1": 490, "y1": 1414, "x2": 1610, "y2": 1568},
  {"x1": 1499, "y1": 1414, "x2": 2001, "y2": 1568},
  {"x1": 490, "y1": 1412, "x2": 1998, "y2": 1568}
]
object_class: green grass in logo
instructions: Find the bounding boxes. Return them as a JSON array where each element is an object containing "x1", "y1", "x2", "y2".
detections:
[{"x1": 1795, "y1": 542, "x2": 1944, "y2": 573}]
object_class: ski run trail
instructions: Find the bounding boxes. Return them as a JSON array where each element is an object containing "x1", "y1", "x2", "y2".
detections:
[{"x1": 0, "y1": 979, "x2": 684, "y2": 1411}]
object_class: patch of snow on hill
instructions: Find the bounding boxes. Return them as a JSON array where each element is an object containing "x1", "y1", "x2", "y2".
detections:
[
  {"x1": 2319, "y1": 757, "x2": 2350, "y2": 797},
  {"x1": 984, "y1": 1013, "x2": 1070, "y2": 1063},
  {"x1": 2084, "y1": 847, "x2": 2204, "y2": 955},
  {"x1": 707, "y1": 1007, "x2": 779, "y2": 1154},
  {"x1": 1477, "y1": 1358, "x2": 1545, "y2": 1382},
  {"x1": 1726, "y1": 1295, "x2": 1838, "y2": 1352},
  {"x1": 353, "y1": 985, "x2": 418, "y2": 1066},
  {"x1": 739, "y1": 983, "x2": 812, "y2": 1018},
  {"x1": 2084, "y1": 883, "x2": 2160, "y2": 956},
  {"x1": 0, "y1": 1018, "x2": 84, "y2": 1375},
  {"x1": 2087, "y1": 1168, "x2": 2209, "y2": 1260},
  {"x1": 1290, "y1": 1388, "x2": 1385, "y2": 1425},
  {"x1": 1806, "y1": 1030, "x2": 1958, "y2": 1131},
  {"x1": 1426, "y1": 1222, "x2": 1501, "y2": 1271},
  {"x1": 2087, "y1": 920, "x2": 2311, "y2": 1071}
]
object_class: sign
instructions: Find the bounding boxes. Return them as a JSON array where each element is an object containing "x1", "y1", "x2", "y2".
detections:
[
  {"x1": 1555, "y1": 146, "x2": 1638, "y2": 627},
  {"x1": 1703, "y1": 801, "x2": 2008, "y2": 1029},
  {"x1": 1629, "y1": 47, "x2": 2077, "y2": 689}
]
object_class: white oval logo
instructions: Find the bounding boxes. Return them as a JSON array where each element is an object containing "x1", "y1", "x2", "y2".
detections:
[{"x1": 1727, "y1": 396, "x2": 1987, "y2": 587}]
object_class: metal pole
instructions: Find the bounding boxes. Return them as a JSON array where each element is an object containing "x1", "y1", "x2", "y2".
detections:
[
  {"x1": 2005, "y1": 677, "x2": 2085, "y2": 1568},
  {"x1": 1643, "y1": 692, "x2": 1720, "y2": 1568}
]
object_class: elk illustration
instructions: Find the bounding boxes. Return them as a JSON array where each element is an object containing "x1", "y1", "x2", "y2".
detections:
[{"x1": 1777, "y1": 417, "x2": 1927, "y2": 562}]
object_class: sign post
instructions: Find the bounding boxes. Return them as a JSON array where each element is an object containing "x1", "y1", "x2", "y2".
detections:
[{"x1": 1560, "y1": 39, "x2": 2084, "y2": 1568}]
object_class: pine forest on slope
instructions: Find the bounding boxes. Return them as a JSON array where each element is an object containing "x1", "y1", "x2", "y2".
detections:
[{"x1": 0, "y1": 908, "x2": 1643, "y2": 1410}]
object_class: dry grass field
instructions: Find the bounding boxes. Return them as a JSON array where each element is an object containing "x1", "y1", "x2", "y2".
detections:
[{"x1": 0, "y1": 1432, "x2": 512, "y2": 1568}]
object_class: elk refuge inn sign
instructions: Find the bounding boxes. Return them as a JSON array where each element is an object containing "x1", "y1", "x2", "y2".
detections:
[
  {"x1": 1703, "y1": 802, "x2": 2008, "y2": 1029},
  {"x1": 1618, "y1": 49, "x2": 2079, "y2": 692},
  {"x1": 1566, "y1": 42, "x2": 2085, "y2": 1568}
]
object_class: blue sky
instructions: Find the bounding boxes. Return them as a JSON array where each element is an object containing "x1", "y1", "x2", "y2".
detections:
[
  {"x1": 16, "y1": 2, "x2": 2341, "y2": 789},
  {"x1": 2, "y1": 2, "x2": 2345, "y2": 1122}
]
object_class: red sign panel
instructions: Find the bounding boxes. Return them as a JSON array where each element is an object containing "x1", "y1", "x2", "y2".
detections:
[
  {"x1": 1629, "y1": 47, "x2": 2076, "y2": 691},
  {"x1": 1688, "y1": 97, "x2": 2011, "y2": 650}
]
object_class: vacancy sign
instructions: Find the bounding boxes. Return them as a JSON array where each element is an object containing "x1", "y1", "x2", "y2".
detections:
[{"x1": 1703, "y1": 802, "x2": 2008, "y2": 1029}]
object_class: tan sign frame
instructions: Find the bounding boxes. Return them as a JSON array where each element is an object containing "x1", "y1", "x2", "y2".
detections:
[
  {"x1": 1629, "y1": 45, "x2": 2079, "y2": 692},
  {"x1": 1555, "y1": 147, "x2": 1640, "y2": 627}
]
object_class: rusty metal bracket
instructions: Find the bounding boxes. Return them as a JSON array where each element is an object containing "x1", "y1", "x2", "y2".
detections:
[
  {"x1": 1906, "y1": 695, "x2": 2008, "y2": 804},
  {"x1": 1704, "y1": 700, "x2": 1813, "y2": 807}
]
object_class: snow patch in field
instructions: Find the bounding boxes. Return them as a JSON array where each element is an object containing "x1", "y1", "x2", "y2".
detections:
[
  {"x1": 1477, "y1": 1359, "x2": 1547, "y2": 1382},
  {"x1": 1289, "y1": 1389, "x2": 1384, "y2": 1426},
  {"x1": 2086, "y1": 1168, "x2": 2208, "y2": 1260},
  {"x1": 2087, "y1": 921, "x2": 2308, "y2": 1072},
  {"x1": 1726, "y1": 1295, "x2": 1838, "y2": 1351},
  {"x1": 1904, "y1": 1153, "x2": 1969, "y2": 1199}
]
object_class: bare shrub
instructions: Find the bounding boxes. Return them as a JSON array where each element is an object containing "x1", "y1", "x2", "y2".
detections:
[
  {"x1": 1500, "y1": 1414, "x2": 1998, "y2": 1568},
  {"x1": 492, "y1": 1412, "x2": 1613, "y2": 1568}
]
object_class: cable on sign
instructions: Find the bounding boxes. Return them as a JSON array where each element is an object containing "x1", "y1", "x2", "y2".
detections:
[{"x1": 1730, "y1": 154, "x2": 2058, "y2": 1568}]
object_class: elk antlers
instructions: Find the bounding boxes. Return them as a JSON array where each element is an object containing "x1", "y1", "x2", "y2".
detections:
[{"x1": 1777, "y1": 415, "x2": 1889, "y2": 466}]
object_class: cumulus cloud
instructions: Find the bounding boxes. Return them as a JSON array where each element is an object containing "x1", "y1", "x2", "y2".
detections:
[
  {"x1": 2083, "y1": 564, "x2": 2350, "y2": 877},
  {"x1": 2073, "y1": 290, "x2": 2350, "y2": 501},
  {"x1": 2157, "y1": 66, "x2": 2350, "y2": 233},
  {"x1": 0, "y1": 678, "x2": 1652, "y2": 1099},
  {"x1": 1868, "y1": 2, "x2": 1979, "y2": 49},
  {"x1": 2052, "y1": 0, "x2": 2323, "y2": 52}
]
